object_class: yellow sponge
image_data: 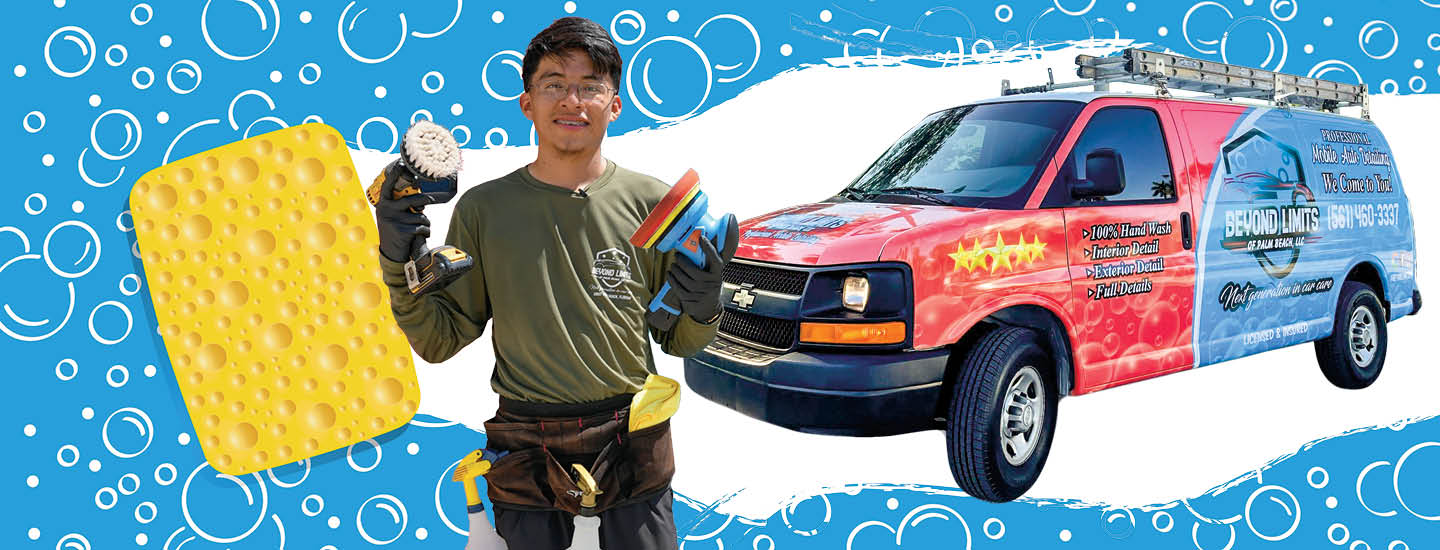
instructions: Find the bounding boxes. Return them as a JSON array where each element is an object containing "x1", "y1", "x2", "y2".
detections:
[{"x1": 129, "y1": 123, "x2": 419, "y2": 475}]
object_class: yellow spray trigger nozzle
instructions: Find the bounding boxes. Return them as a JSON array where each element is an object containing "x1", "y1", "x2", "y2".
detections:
[
  {"x1": 452, "y1": 448, "x2": 507, "y2": 507},
  {"x1": 571, "y1": 463, "x2": 603, "y2": 510},
  {"x1": 629, "y1": 374, "x2": 681, "y2": 432}
]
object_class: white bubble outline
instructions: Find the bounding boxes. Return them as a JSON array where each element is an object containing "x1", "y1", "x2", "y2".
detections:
[
  {"x1": 1355, "y1": 460, "x2": 1397, "y2": 516},
  {"x1": 1353, "y1": 541, "x2": 1371, "y2": 550},
  {"x1": 162, "y1": 118, "x2": 220, "y2": 165},
  {"x1": 302, "y1": 114, "x2": 324, "y2": 124},
  {"x1": 1329, "y1": 523, "x2": 1351, "y2": 545},
  {"x1": 435, "y1": 457, "x2": 468, "y2": 536},
  {"x1": 266, "y1": 458, "x2": 310, "y2": 488},
  {"x1": 448, "y1": 125, "x2": 471, "y2": 147},
  {"x1": 119, "y1": 472, "x2": 141, "y2": 495},
  {"x1": 1243, "y1": 485, "x2": 1300, "y2": 541},
  {"x1": 411, "y1": 0, "x2": 462, "y2": 38},
  {"x1": 130, "y1": 4, "x2": 152, "y2": 25},
  {"x1": 356, "y1": 116, "x2": 399, "y2": 153},
  {"x1": 1380, "y1": 79, "x2": 1399, "y2": 94},
  {"x1": 409, "y1": 109, "x2": 433, "y2": 126},
  {"x1": 57, "y1": 444, "x2": 80, "y2": 467},
  {"x1": 101, "y1": 407, "x2": 153, "y2": 458},
  {"x1": 356, "y1": 494, "x2": 408, "y2": 545},
  {"x1": 105, "y1": 44, "x2": 128, "y2": 67},
  {"x1": 338, "y1": 2, "x2": 408, "y2": 64},
  {"x1": 421, "y1": 71, "x2": 444, "y2": 93},
  {"x1": 1390, "y1": 541, "x2": 1410, "y2": 550},
  {"x1": 610, "y1": 10, "x2": 646, "y2": 46},
  {"x1": 96, "y1": 487, "x2": 118, "y2": 510},
  {"x1": 1190, "y1": 522, "x2": 1235, "y2": 550},
  {"x1": 1152, "y1": 510, "x2": 1174, "y2": 533},
  {"x1": 155, "y1": 463, "x2": 177, "y2": 486},
  {"x1": 56, "y1": 358, "x2": 78, "y2": 380},
  {"x1": 1219, "y1": 15, "x2": 1287, "y2": 72},
  {"x1": 1429, "y1": 33, "x2": 1440, "y2": 51},
  {"x1": 132, "y1": 67, "x2": 154, "y2": 89},
  {"x1": 347, "y1": 439, "x2": 383, "y2": 472},
  {"x1": 136, "y1": 501, "x2": 157, "y2": 523},
  {"x1": 299, "y1": 62, "x2": 322, "y2": 85},
  {"x1": 44, "y1": 220, "x2": 101, "y2": 278},
  {"x1": 695, "y1": 14, "x2": 760, "y2": 83},
  {"x1": 23, "y1": 111, "x2": 46, "y2": 133},
  {"x1": 107, "y1": 364, "x2": 130, "y2": 387},
  {"x1": 25, "y1": 193, "x2": 47, "y2": 214},
  {"x1": 89, "y1": 301, "x2": 133, "y2": 345},
  {"x1": 780, "y1": 493, "x2": 831, "y2": 537},
  {"x1": 483, "y1": 127, "x2": 506, "y2": 148},
  {"x1": 1358, "y1": 20, "x2": 1398, "y2": 60},
  {"x1": 995, "y1": 5, "x2": 1014, "y2": 23},
  {"x1": 243, "y1": 116, "x2": 287, "y2": 139},
  {"x1": 1394, "y1": 441, "x2": 1440, "y2": 520},
  {"x1": 44, "y1": 26, "x2": 96, "y2": 78},
  {"x1": 200, "y1": 0, "x2": 280, "y2": 61},
  {"x1": 1102, "y1": 506, "x2": 1136, "y2": 537},
  {"x1": 302, "y1": 494, "x2": 324, "y2": 516},
  {"x1": 227, "y1": 89, "x2": 275, "y2": 131},
  {"x1": 90, "y1": 108, "x2": 142, "y2": 160},
  {"x1": 626, "y1": 36, "x2": 714, "y2": 122},
  {"x1": 1053, "y1": 0, "x2": 1096, "y2": 16},
  {"x1": 983, "y1": 517, "x2": 1005, "y2": 539},
  {"x1": 480, "y1": 50, "x2": 524, "y2": 101},
  {"x1": 1307, "y1": 466, "x2": 1329, "y2": 488},
  {"x1": 1269, "y1": 0, "x2": 1297, "y2": 21},
  {"x1": 0, "y1": 255, "x2": 75, "y2": 342},
  {"x1": 181, "y1": 463, "x2": 269, "y2": 544},
  {"x1": 119, "y1": 274, "x2": 141, "y2": 296},
  {"x1": 1408, "y1": 76, "x2": 1427, "y2": 93},
  {"x1": 166, "y1": 60, "x2": 202, "y2": 95},
  {"x1": 753, "y1": 534, "x2": 774, "y2": 550},
  {"x1": 1182, "y1": 2, "x2": 1234, "y2": 55}
]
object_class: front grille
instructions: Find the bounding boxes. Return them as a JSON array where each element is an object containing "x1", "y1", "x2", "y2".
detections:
[
  {"x1": 723, "y1": 261, "x2": 808, "y2": 295},
  {"x1": 718, "y1": 309, "x2": 795, "y2": 350}
]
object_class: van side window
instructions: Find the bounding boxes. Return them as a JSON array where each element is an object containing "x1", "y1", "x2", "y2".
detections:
[{"x1": 1049, "y1": 107, "x2": 1177, "y2": 206}]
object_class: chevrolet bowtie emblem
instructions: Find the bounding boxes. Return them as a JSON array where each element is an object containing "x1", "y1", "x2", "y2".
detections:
[{"x1": 731, "y1": 287, "x2": 756, "y2": 309}]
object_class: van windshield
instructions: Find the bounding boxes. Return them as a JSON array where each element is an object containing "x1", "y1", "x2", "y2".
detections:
[{"x1": 841, "y1": 101, "x2": 1082, "y2": 209}]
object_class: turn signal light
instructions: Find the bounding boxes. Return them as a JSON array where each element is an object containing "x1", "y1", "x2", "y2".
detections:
[{"x1": 799, "y1": 321, "x2": 906, "y2": 345}]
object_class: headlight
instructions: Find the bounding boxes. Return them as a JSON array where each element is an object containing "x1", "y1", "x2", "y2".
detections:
[{"x1": 842, "y1": 275, "x2": 869, "y2": 312}]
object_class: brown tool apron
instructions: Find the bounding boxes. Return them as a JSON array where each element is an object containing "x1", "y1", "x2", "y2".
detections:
[{"x1": 482, "y1": 393, "x2": 675, "y2": 517}]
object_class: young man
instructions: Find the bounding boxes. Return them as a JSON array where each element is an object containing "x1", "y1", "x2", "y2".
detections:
[{"x1": 374, "y1": 16, "x2": 726, "y2": 550}]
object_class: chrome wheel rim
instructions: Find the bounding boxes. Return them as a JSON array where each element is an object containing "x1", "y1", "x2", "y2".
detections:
[
  {"x1": 1349, "y1": 306, "x2": 1378, "y2": 368},
  {"x1": 1000, "y1": 366, "x2": 1045, "y2": 466}
]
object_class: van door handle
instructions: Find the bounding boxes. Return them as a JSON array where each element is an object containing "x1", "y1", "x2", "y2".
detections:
[{"x1": 1180, "y1": 212, "x2": 1193, "y2": 250}]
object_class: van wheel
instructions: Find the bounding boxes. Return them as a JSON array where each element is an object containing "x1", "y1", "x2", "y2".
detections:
[
  {"x1": 945, "y1": 326, "x2": 1058, "y2": 502},
  {"x1": 1314, "y1": 281, "x2": 1387, "y2": 389}
]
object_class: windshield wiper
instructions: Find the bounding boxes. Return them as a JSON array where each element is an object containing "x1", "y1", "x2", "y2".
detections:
[
  {"x1": 837, "y1": 188, "x2": 867, "y2": 201},
  {"x1": 872, "y1": 186, "x2": 952, "y2": 206}
]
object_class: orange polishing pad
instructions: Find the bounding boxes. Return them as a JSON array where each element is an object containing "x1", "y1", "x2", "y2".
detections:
[{"x1": 629, "y1": 169, "x2": 701, "y2": 249}]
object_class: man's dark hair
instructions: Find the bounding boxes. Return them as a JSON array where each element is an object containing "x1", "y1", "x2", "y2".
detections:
[{"x1": 522, "y1": 17, "x2": 623, "y2": 90}]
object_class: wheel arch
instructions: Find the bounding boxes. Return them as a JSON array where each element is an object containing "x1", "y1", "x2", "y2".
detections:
[
  {"x1": 934, "y1": 301, "x2": 1077, "y2": 421},
  {"x1": 1342, "y1": 257, "x2": 1388, "y2": 317}
]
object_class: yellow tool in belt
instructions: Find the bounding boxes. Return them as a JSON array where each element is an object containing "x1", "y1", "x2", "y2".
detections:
[
  {"x1": 629, "y1": 374, "x2": 681, "y2": 432},
  {"x1": 452, "y1": 448, "x2": 508, "y2": 510}
]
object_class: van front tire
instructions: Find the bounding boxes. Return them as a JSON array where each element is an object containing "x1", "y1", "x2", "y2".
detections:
[
  {"x1": 945, "y1": 326, "x2": 1058, "y2": 502},
  {"x1": 1314, "y1": 281, "x2": 1387, "y2": 389}
]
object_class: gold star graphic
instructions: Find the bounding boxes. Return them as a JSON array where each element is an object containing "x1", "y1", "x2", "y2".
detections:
[
  {"x1": 1027, "y1": 234, "x2": 1047, "y2": 263},
  {"x1": 948, "y1": 240, "x2": 973, "y2": 272},
  {"x1": 988, "y1": 233, "x2": 1014, "y2": 272}
]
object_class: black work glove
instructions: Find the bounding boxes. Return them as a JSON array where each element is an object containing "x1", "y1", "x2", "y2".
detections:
[
  {"x1": 375, "y1": 163, "x2": 434, "y2": 263},
  {"x1": 665, "y1": 236, "x2": 727, "y2": 323}
]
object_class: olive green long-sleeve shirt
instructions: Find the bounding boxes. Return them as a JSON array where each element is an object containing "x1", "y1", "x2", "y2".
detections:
[{"x1": 378, "y1": 160, "x2": 720, "y2": 404}]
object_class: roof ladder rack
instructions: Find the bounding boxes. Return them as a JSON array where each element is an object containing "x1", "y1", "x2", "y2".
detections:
[{"x1": 1000, "y1": 47, "x2": 1370, "y2": 119}]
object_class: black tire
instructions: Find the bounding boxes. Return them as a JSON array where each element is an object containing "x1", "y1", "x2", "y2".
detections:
[
  {"x1": 945, "y1": 326, "x2": 1058, "y2": 502},
  {"x1": 1314, "y1": 281, "x2": 1387, "y2": 389}
]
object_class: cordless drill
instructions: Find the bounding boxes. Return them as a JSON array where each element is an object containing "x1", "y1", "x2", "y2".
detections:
[{"x1": 366, "y1": 120, "x2": 474, "y2": 295}]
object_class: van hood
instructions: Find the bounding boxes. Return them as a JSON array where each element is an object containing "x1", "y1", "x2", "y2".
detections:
[{"x1": 735, "y1": 202, "x2": 984, "y2": 265}]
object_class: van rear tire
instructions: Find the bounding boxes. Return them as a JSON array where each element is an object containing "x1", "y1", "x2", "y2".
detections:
[
  {"x1": 945, "y1": 326, "x2": 1058, "y2": 502},
  {"x1": 1314, "y1": 281, "x2": 1387, "y2": 389}
]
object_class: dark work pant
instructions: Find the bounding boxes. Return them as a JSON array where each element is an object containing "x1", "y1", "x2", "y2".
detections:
[{"x1": 493, "y1": 487, "x2": 679, "y2": 550}]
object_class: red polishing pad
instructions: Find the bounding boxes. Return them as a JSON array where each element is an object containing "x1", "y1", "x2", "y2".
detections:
[{"x1": 630, "y1": 169, "x2": 701, "y2": 248}]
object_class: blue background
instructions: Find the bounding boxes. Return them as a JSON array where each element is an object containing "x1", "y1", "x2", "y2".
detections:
[{"x1": 4, "y1": 1, "x2": 1439, "y2": 548}]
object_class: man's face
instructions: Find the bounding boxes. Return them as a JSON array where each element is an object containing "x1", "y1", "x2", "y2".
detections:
[{"x1": 519, "y1": 52, "x2": 621, "y2": 155}]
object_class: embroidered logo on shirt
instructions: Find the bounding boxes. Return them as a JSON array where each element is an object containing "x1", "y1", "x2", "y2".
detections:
[{"x1": 590, "y1": 247, "x2": 634, "y2": 302}]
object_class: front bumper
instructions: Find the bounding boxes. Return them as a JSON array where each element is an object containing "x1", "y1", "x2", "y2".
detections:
[{"x1": 683, "y1": 336, "x2": 950, "y2": 436}]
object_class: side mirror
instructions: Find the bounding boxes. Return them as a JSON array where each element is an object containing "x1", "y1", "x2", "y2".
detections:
[{"x1": 1071, "y1": 148, "x2": 1125, "y2": 199}]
